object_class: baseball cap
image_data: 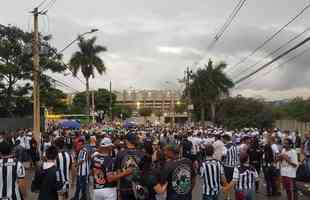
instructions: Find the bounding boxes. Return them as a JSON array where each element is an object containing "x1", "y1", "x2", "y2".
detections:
[
  {"x1": 126, "y1": 132, "x2": 138, "y2": 143},
  {"x1": 100, "y1": 137, "x2": 114, "y2": 147},
  {"x1": 165, "y1": 143, "x2": 180, "y2": 154}
]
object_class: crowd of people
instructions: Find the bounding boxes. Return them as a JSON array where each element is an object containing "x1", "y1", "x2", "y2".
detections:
[{"x1": 0, "y1": 124, "x2": 309, "y2": 200}]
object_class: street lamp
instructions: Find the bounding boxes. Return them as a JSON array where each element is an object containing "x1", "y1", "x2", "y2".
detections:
[{"x1": 58, "y1": 29, "x2": 99, "y2": 54}]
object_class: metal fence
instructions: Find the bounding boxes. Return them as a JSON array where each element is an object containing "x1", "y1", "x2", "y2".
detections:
[{"x1": 275, "y1": 119, "x2": 310, "y2": 136}]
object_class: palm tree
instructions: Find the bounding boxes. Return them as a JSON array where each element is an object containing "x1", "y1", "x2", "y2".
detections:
[
  {"x1": 189, "y1": 59, "x2": 234, "y2": 125},
  {"x1": 69, "y1": 37, "x2": 107, "y2": 116}
]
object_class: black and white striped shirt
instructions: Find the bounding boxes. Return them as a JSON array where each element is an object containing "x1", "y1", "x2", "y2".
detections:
[
  {"x1": 223, "y1": 143, "x2": 239, "y2": 167},
  {"x1": 56, "y1": 151, "x2": 72, "y2": 186},
  {"x1": 0, "y1": 158, "x2": 25, "y2": 200},
  {"x1": 200, "y1": 158, "x2": 224, "y2": 196},
  {"x1": 77, "y1": 148, "x2": 89, "y2": 177},
  {"x1": 233, "y1": 165, "x2": 258, "y2": 191}
]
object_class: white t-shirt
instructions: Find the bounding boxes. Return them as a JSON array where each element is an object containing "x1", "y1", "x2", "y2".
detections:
[
  {"x1": 280, "y1": 149, "x2": 298, "y2": 178},
  {"x1": 190, "y1": 136, "x2": 202, "y2": 155},
  {"x1": 213, "y1": 140, "x2": 225, "y2": 160}
]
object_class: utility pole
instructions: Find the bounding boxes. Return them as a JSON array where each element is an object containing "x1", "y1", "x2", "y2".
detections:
[
  {"x1": 185, "y1": 66, "x2": 192, "y2": 124},
  {"x1": 172, "y1": 90, "x2": 175, "y2": 128},
  {"x1": 109, "y1": 81, "x2": 112, "y2": 121},
  {"x1": 32, "y1": 7, "x2": 40, "y2": 142},
  {"x1": 92, "y1": 90, "x2": 95, "y2": 123}
]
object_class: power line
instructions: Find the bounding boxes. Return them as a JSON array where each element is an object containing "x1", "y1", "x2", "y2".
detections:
[
  {"x1": 36, "y1": 0, "x2": 49, "y2": 8},
  {"x1": 228, "y1": 2, "x2": 310, "y2": 74},
  {"x1": 208, "y1": 0, "x2": 247, "y2": 50},
  {"x1": 40, "y1": 0, "x2": 57, "y2": 13},
  {"x1": 193, "y1": 0, "x2": 247, "y2": 69},
  {"x1": 235, "y1": 36, "x2": 310, "y2": 85},
  {"x1": 43, "y1": 74, "x2": 82, "y2": 93},
  {"x1": 231, "y1": 26, "x2": 310, "y2": 80},
  {"x1": 236, "y1": 45, "x2": 310, "y2": 89}
]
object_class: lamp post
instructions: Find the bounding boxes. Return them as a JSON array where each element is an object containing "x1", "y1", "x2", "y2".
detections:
[{"x1": 31, "y1": 27, "x2": 98, "y2": 141}]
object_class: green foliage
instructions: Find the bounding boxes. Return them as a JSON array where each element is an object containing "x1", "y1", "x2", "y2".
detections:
[
  {"x1": 154, "y1": 110, "x2": 163, "y2": 118},
  {"x1": 0, "y1": 24, "x2": 66, "y2": 117},
  {"x1": 69, "y1": 37, "x2": 107, "y2": 79},
  {"x1": 188, "y1": 59, "x2": 234, "y2": 123},
  {"x1": 69, "y1": 36, "x2": 107, "y2": 115},
  {"x1": 138, "y1": 107, "x2": 153, "y2": 117},
  {"x1": 40, "y1": 87, "x2": 68, "y2": 114},
  {"x1": 216, "y1": 96, "x2": 274, "y2": 129},
  {"x1": 271, "y1": 97, "x2": 310, "y2": 122},
  {"x1": 112, "y1": 105, "x2": 132, "y2": 119},
  {"x1": 175, "y1": 102, "x2": 187, "y2": 113},
  {"x1": 71, "y1": 88, "x2": 116, "y2": 114}
]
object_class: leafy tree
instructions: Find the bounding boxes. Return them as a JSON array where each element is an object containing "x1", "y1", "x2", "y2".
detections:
[
  {"x1": 112, "y1": 105, "x2": 132, "y2": 119},
  {"x1": 40, "y1": 87, "x2": 68, "y2": 114},
  {"x1": 154, "y1": 110, "x2": 163, "y2": 120},
  {"x1": 69, "y1": 37, "x2": 107, "y2": 115},
  {"x1": 0, "y1": 24, "x2": 66, "y2": 117},
  {"x1": 271, "y1": 97, "x2": 310, "y2": 122},
  {"x1": 71, "y1": 88, "x2": 116, "y2": 115},
  {"x1": 188, "y1": 59, "x2": 234, "y2": 124},
  {"x1": 216, "y1": 96, "x2": 274, "y2": 129},
  {"x1": 139, "y1": 107, "x2": 153, "y2": 119},
  {"x1": 175, "y1": 102, "x2": 187, "y2": 114}
]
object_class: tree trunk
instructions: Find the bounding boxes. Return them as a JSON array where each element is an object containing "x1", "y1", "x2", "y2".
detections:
[
  {"x1": 85, "y1": 77, "x2": 90, "y2": 118},
  {"x1": 210, "y1": 102, "x2": 216, "y2": 123},
  {"x1": 200, "y1": 106, "x2": 205, "y2": 128}
]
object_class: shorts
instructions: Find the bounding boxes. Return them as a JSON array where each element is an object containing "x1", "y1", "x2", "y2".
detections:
[
  {"x1": 94, "y1": 187, "x2": 117, "y2": 200},
  {"x1": 223, "y1": 166, "x2": 234, "y2": 182}
]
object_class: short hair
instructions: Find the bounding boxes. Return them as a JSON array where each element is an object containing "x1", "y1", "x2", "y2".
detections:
[
  {"x1": 0, "y1": 141, "x2": 12, "y2": 156},
  {"x1": 284, "y1": 138, "x2": 293, "y2": 148},
  {"x1": 54, "y1": 137, "x2": 65, "y2": 149},
  {"x1": 222, "y1": 134, "x2": 231, "y2": 141},
  {"x1": 46, "y1": 146, "x2": 58, "y2": 160},
  {"x1": 205, "y1": 145, "x2": 214, "y2": 156}
]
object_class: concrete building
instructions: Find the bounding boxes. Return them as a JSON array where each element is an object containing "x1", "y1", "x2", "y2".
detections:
[{"x1": 114, "y1": 89, "x2": 182, "y2": 113}]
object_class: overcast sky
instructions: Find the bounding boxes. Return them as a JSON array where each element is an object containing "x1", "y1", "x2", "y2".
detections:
[{"x1": 2, "y1": 0, "x2": 310, "y2": 100}]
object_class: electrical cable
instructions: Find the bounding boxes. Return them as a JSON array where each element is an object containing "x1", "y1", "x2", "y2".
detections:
[
  {"x1": 235, "y1": 45, "x2": 310, "y2": 88},
  {"x1": 193, "y1": 0, "x2": 247, "y2": 69},
  {"x1": 228, "y1": 2, "x2": 310, "y2": 74},
  {"x1": 208, "y1": 0, "x2": 247, "y2": 50},
  {"x1": 40, "y1": 0, "x2": 57, "y2": 13},
  {"x1": 231, "y1": 26, "x2": 310, "y2": 80},
  {"x1": 235, "y1": 36, "x2": 310, "y2": 85},
  {"x1": 36, "y1": 0, "x2": 49, "y2": 9}
]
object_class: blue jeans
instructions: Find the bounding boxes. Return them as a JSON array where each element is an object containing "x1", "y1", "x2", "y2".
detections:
[
  {"x1": 203, "y1": 194, "x2": 218, "y2": 200},
  {"x1": 73, "y1": 176, "x2": 88, "y2": 200}
]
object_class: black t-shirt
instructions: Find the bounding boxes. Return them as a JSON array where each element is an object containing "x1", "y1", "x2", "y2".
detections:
[
  {"x1": 91, "y1": 153, "x2": 116, "y2": 189},
  {"x1": 162, "y1": 158, "x2": 195, "y2": 200},
  {"x1": 115, "y1": 148, "x2": 146, "y2": 191},
  {"x1": 34, "y1": 165, "x2": 63, "y2": 200},
  {"x1": 132, "y1": 170, "x2": 158, "y2": 200},
  {"x1": 248, "y1": 146, "x2": 263, "y2": 165},
  {"x1": 295, "y1": 136, "x2": 301, "y2": 148},
  {"x1": 182, "y1": 139, "x2": 193, "y2": 159}
]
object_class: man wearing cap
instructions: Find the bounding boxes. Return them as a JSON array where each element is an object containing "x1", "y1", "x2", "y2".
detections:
[
  {"x1": 115, "y1": 132, "x2": 146, "y2": 200},
  {"x1": 160, "y1": 144, "x2": 196, "y2": 200},
  {"x1": 92, "y1": 137, "x2": 132, "y2": 200}
]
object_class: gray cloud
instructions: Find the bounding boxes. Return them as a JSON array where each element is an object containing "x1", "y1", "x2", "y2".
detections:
[{"x1": 1, "y1": 0, "x2": 310, "y2": 99}]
